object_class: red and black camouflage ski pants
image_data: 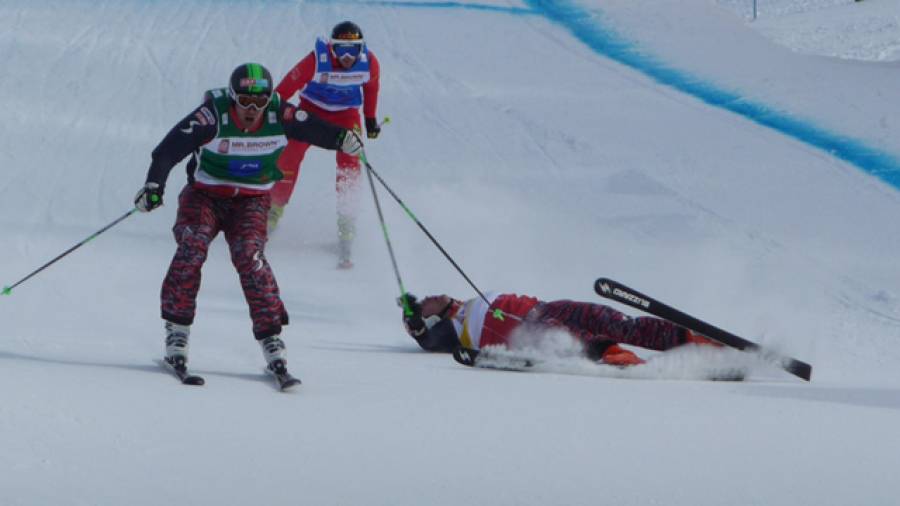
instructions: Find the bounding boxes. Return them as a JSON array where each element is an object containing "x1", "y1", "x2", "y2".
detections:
[
  {"x1": 533, "y1": 300, "x2": 687, "y2": 351},
  {"x1": 161, "y1": 185, "x2": 287, "y2": 340}
]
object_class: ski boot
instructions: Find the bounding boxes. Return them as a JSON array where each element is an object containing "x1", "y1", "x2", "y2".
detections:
[
  {"x1": 599, "y1": 344, "x2": 645, "y2": 366},
  {"x1": 163, "y1": 321, "x2": 204, "y2": 385},
  {"x1": 337, "y1": 213, "x2": 355, "y2": 269},
  {"x1": 164, "y1": 321, "x2": 190, "y2": 367},
  {"x1": 684, "y1": 329, "x2": 723, "y2": 348},
  {"x1": 259, "y1": 335, "x2": 301, "y2": 390},
  {"x1": 584, "y1": 341, "x2": 645, "y2": 367}
]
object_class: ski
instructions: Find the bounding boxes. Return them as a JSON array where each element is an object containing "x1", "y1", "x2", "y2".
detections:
[
  {"x1": 266, "y1": 360, "x2": 301, "y2": 391},
  {"x1": 594, "y1": 277, "x2": 812, "y2": 381},
  {"x1": 452, "y1": 347, "x2": 479, "y2": 366},
  {"x1": 270, "y1": 372, "x2": 301, "y2": 391},
  {"x1": 159, "y1": 358, "x2": 205, "y2": 386},
  {"x1": 706, "y1": 369, "x2": 746, "y2": 382},
  {"x1": 453, "y1": 347, "x2": 745, "y2": 381},
  {"x1": 273, "y1": 372, "x2": 301, "y2": 391},
  {"x1": 452, "y1": 347, "x2": 535, "y2": 371}
]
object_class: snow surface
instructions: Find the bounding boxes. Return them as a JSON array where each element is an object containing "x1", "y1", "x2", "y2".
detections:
[
  {"x1": 2, "y1": 0, "x2": 900, "y2": 505},
  {"x1": 722, "y1": 0, "x2": 900, "y2": 61}
]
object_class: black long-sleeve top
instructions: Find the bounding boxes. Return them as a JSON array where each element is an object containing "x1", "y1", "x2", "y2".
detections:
[{"x1": 145, "y1": 99, "x2": 345, "y2": 189}]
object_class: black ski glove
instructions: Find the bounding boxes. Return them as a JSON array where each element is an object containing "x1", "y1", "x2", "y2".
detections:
[
  {"x1": 365, "y1": 117, "x2": 381, "y2": 139},
  {"x1": 134, "y1": 182, "x2": 164, "y2": 212},
  {"x1": 398, "y1": 293, "x2": 426, "y2": 337}
]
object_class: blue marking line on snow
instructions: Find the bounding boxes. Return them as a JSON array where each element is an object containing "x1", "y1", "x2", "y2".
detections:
[
  {"x1": 304, "y1": 0, "x2": 537, "y2": 15},
  {"x1": 525, "y1": 0, "x2": 900, "y2": 187},
  {"x1": 301, "y1": 0, "x2": 900, "y2": 186}
]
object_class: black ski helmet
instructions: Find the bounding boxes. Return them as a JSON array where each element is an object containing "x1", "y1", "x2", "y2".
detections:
[
  {"x1": 330, "y1": 21, "x2": 364, "y2": 44},
  {"x1": 228, "y1": 63, "x2": 273, "y2": 98}
]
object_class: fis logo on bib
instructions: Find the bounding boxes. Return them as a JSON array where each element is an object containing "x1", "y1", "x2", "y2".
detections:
[{"x1": 228, "y1": 159, "x2": 263, "y2": 178}]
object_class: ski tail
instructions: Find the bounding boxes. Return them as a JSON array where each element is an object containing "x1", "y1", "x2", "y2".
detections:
[{"x1": 594, "y1": 277, "x2": 812, "y2": 381}]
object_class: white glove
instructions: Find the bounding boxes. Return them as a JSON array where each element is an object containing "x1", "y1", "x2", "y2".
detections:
[
  {"x1": 134, "y1": 182, "x2": 163, "y2": 212},
  {"x1": 339, "y1": 130, "x2": 364, "y2": 156}
]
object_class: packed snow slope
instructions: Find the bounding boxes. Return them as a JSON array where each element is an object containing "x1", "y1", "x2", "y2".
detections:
[{"x1": 1, "y1": 1, "x2": 899, "y2": 505}]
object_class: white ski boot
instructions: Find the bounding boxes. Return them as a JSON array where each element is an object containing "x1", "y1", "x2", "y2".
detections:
[
  {"x1": 259, "y1": 335, "x2": 301, "y2": 390},
  {"x1": 164, "y1": 321, "x2": 191, "y2": 367},
  {"x1": 162, "y1": 321, "x2": 203, "y2": 385},
  {"x1": 337, "y1": 214, "x2": 355, "y2": 269}
]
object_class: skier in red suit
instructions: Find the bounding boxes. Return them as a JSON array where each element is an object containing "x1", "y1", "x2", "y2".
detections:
[
  {"x1": 271, "y1": 20, "x2": 381, "y2": 269},
  {"x1": 399, "y1": 292, "x2": 720, "y2": 366}
]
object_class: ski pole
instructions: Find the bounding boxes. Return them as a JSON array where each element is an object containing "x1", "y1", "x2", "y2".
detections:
[
  {"x1": 362, "y1": 151, "x2": 413, "y2": 316},
  {"x1": 2, "y1": 208, "x2": 138, "y2": 296},
  {"x1": 358, "y1": 152, "x2": 499, "y2": 316}
]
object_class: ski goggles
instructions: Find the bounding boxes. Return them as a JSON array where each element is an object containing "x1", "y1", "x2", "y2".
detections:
[
  {"x1": 234, "y1": 93, "x2": 271, "y2": 110},
  {"x1": 332, "y1": 42, "x2": 363, "y2": 59}
]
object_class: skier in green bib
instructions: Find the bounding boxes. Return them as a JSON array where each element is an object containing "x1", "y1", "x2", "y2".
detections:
[{"x1": 133, "y1": 63, "x2": 364, "y2": 388}]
